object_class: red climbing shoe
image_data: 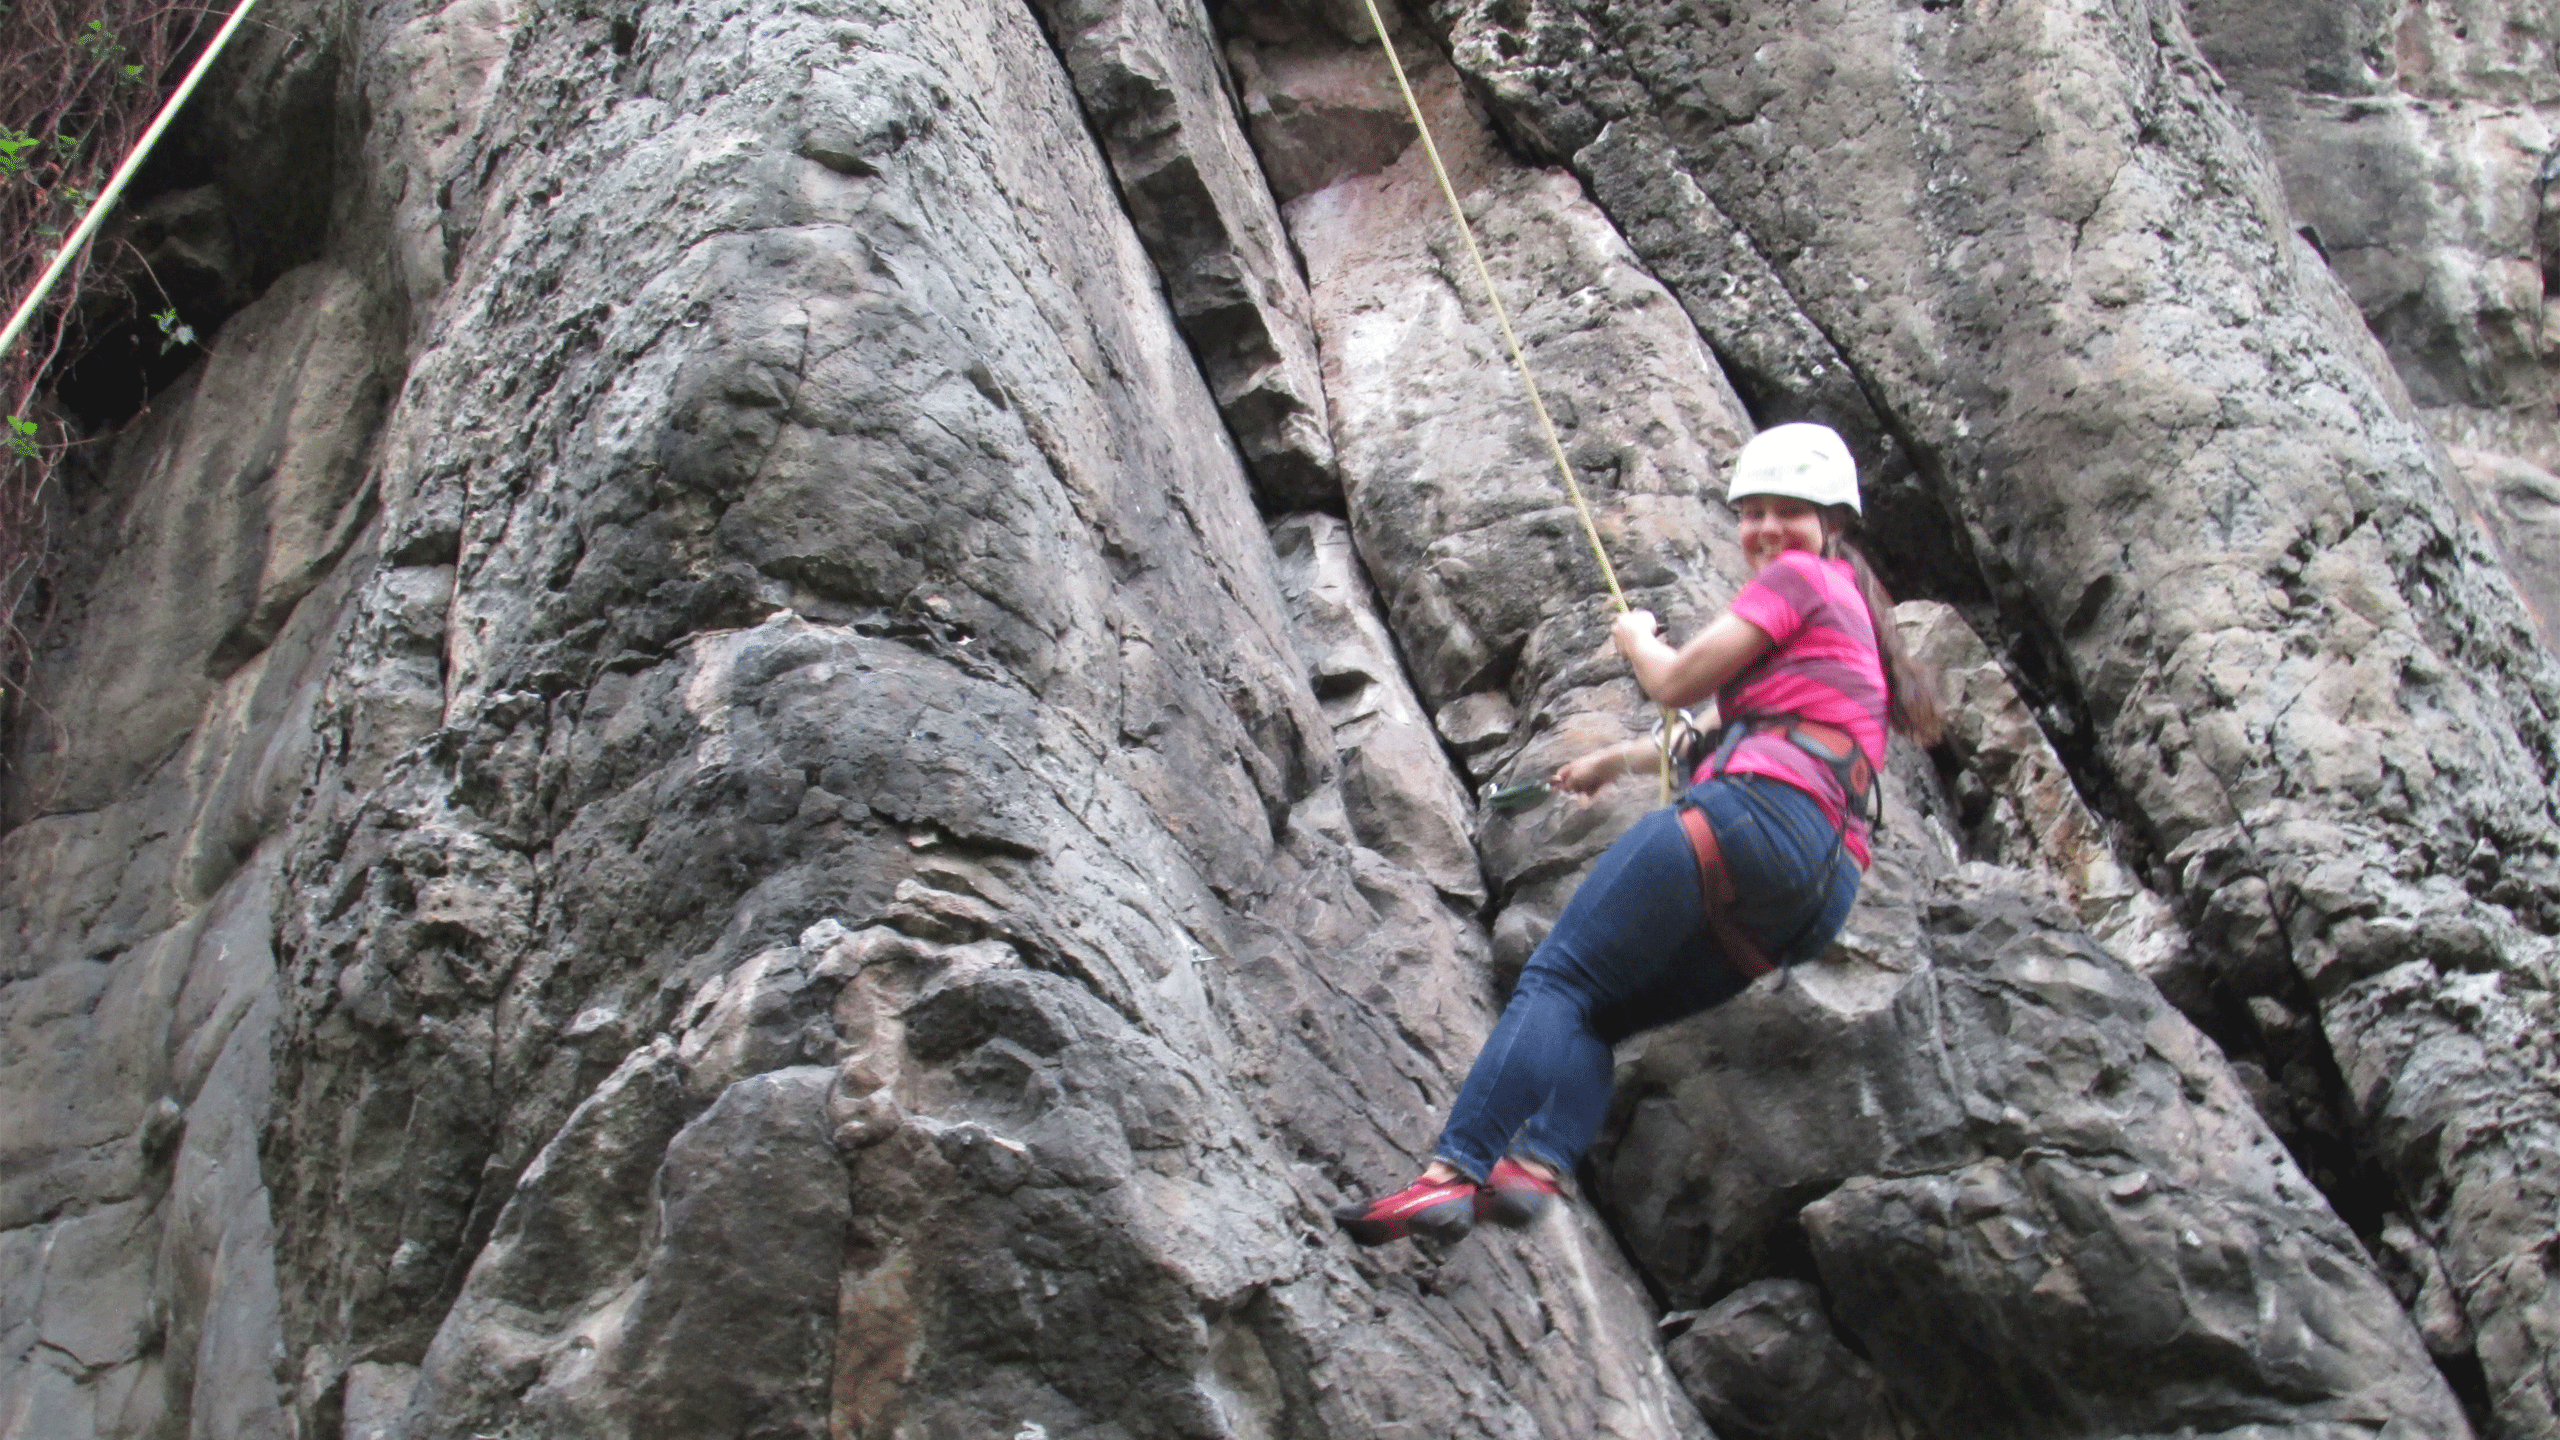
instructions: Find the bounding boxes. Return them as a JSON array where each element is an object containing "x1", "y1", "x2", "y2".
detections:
[
  {"x1": 1481, "y1": 1156, "x2": 1564, "y2": 1228},
  {"x1": 1333, "y1": 1175, "x2": 1480, "y2": 1245}
]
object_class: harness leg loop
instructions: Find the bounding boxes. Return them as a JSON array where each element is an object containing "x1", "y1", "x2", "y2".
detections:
[{"x1": 1676, "y1": 803, "x2": 1775, "y2": 982}]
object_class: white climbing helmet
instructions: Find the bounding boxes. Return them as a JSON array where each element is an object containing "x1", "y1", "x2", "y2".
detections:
[{"x1": 1727, "y1": 422, "x2": 1860, "y2": 516}]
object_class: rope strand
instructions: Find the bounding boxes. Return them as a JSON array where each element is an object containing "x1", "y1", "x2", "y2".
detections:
[
  {"x1": 1353, "y1": 0, "x2": 1624, "y2": 611},
  {"x1": 0, "y1": 0, "x2": 263, "y2": 364},
  {"x1": 1351, "y1": 0, "x2": 1676, "y2": 800}
]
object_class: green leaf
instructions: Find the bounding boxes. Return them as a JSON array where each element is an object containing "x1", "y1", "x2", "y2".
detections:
[{"x1": 153, "y1": 308, "x2": 197, "y2": 353}]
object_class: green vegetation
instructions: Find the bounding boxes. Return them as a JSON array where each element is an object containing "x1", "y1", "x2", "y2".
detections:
[
  {"x1": 152, "y1": 306, "x2": 192, "y2": 353},
  {"x1": 1, "y1": 1, "x2": 218, "y2": 698}
]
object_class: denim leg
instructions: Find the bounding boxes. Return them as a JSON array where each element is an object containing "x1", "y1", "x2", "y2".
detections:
[
  {"x1": 1437, "y1": 777, "x2": 1863, "y2": 1179},
  {"x1": 1432, "y1": 807, "x2": 1721, "y2": 1180},
  {"x1": 1504, "y1": 957, "x2": 1749, "y2": 1173},
  {"x1": 1431, "y1": 964, "x2": 1622, "y2": 1181}
]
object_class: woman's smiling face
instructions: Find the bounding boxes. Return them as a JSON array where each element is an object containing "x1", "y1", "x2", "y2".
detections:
[{"x1": 1737, "y1": 494, "x2": 1829, "y2": 574}]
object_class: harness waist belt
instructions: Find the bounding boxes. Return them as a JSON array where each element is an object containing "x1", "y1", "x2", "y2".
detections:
[
  {"x1": 1768, "y1": 717, "x2": 1859, "y2": 765},
  {"x1": 1713, "y1": 715, "x2": 1878, "y2": 837}
]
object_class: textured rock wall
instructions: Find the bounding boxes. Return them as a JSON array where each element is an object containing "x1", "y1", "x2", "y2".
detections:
[
  {"x1": 3, "y1": 0, "x2": 2557, "y2": 1438},
  {"x1": 2182, "y1": 0, "x2": 2560, "y2": 649}
]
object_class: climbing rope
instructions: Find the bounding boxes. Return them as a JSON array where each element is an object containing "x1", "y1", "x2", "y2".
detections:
[
  {"x1": 1351, "y1": 0, "x2": 1678, "y2": 802},
  {"x1": 0, "y1": 0, "x2": 264, "y2": 365}
]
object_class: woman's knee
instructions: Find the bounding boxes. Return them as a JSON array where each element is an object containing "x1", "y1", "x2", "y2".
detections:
[{"x1": 1505, "y1": 954, "x2": 1596, "y2": 1016}]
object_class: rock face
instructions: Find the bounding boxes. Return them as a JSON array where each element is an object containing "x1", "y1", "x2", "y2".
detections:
[
  {"x1": 2, "y1": 1, "x2": 2556, "y2": 1439},
  {"x1": 1435, "y1": 4, "x2": 2560, "y2": 1438},
  {"x1": 1031, "y1": 0, "x2": 1342, "y2": 509},
  {"x1": 2185, "y1": 0, "x2": 2560, "y2": 647}
]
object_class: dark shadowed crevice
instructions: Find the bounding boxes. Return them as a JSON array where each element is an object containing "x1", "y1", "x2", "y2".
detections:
[
  {"x1": 2191, "y1": 967, "x2": 2390, "y2": 1229},
  {"x1": 1887, "y1": 442, "x2": 2164, "y2": 884},
  {"x1": 50, "y1": 305, "x2": 206, "y2": 429},
  {"x1": 2435, "y1": 1345, "x2": 2496, "y2": 1436},
  {"x1": 47, "y1": 17, "x2": 342, "y2": 432}
]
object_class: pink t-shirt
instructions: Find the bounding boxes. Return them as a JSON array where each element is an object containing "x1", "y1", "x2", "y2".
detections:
[{"x1": 1697, "y1": 550, "x2": 1890, "y2": 867}]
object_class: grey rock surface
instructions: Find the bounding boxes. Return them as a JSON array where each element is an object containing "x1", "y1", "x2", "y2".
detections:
[
  {"x1": 1602, "y1": 861, "x2": 2470, "y2": 1435},
  {"x1": 1809, "y1": 893, "x2": 2462, "y2": 1438},
  {"x1": 2187, "y1": 0, "x2": 2557, "y2": 413},
  {"x1": 5, "y1": 0, "x2": 2559, "y2": 1436},
  {"x1": 1898, "y1": 600, "x2": 2184, "y2": 981},
  {"x1": 1659, "y1": 1279, "x2": 1903, "y2": 1440},
  {"x1": 1271, "y1": 511, "x2": 1486, "y2": 904},
  {"x1": 2186, "y1": 0, "x2": 2560, "y2": 652},
  {"x1": 0, "y1": 245, "x2": 383, "y2": 1439},
  {"x1": 1031, "y1": 0, "x2": 1341, "y2": 509},
  {"x1": 2448, "y1": 444, "x2": 2560, "y2": 642}
]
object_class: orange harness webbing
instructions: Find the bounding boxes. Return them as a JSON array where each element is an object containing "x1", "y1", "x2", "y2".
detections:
[
  {"x1": 1675, "y1": 717, "x2": 1876, "y2": 983},
  {"x1": 1676, "y1": 804, "x2": 1776, "y2": 982}
]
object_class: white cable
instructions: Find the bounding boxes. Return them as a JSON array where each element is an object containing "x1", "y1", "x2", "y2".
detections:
[{"x1": 0, "y1": 0, "x2": 265, "y2": 367}]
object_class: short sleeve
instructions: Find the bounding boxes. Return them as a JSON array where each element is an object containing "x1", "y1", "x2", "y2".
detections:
[{"x1": 1727, "y1": 550, "x2": 1823, "y2": 649}]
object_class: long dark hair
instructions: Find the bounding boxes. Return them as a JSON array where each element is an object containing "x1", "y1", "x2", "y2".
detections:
[{"x1": 1823, "y1": 508, "x2": 1943, "y2": 745}]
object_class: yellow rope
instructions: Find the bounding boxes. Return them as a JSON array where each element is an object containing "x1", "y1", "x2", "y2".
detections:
[
  {"x1": 1354, "y1": 0, "x2": 1624, "y2": 609},
  {"x1": 1352, "y1": 0, "x2": 1677, "y2": 802}
]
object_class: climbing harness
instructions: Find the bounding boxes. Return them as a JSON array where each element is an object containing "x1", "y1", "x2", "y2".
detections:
[
  {"x1": 1702, "y1": 715, "x2": 1879, "y2": 833},
  {"x1": 1674, "y1": 803, "x2": 1775, "y2": 980},
  {"x1": 0, "y1": 0, "x2": 264, "y2": 365},
  {"x1": 1676, "y1": 715, "x2": 1876, "y2": 980},
  {"x1": 1352, "y1": 0, "x2": 1677, "y2": 803}
]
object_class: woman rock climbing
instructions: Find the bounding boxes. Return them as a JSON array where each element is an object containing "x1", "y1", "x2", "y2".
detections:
[{"x1": 1335, "y1": 423, "x2": 1945, "y2": 1245}]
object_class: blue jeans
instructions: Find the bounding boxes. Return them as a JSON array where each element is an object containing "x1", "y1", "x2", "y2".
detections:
[{"x1": 1432, "y1": 775, "x2": 1860, "y2": 1181}]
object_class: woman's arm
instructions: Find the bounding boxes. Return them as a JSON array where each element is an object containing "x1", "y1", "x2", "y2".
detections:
[
  {"x1": 1549, "y1": 736, "x2": 1659, "y2": 795},
  {"x1": 1612, "y1": 610, "x2": 1774, "y2": 709},
  {"x1": 1547, "y1": 701, "x2": 1727, "y2": 795}
]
